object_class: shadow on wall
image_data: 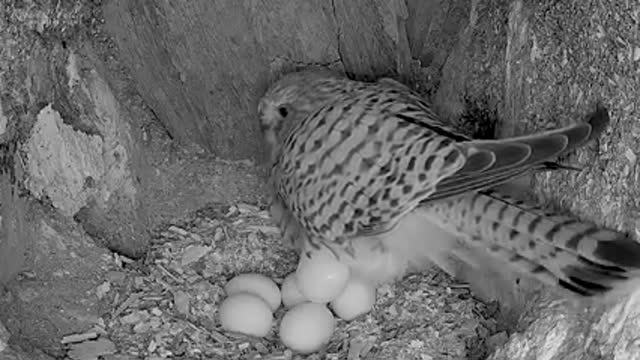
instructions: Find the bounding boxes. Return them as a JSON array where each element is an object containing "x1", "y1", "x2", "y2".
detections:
[{"x1": 102, "y1": 0, "x2": 473, "y2": 161}]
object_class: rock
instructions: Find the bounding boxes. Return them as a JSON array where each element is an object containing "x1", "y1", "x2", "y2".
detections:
[
  {"x1": 63, "y1": 49, "x2": 151, "y2": 258},
  {"x1": 73, "y1": 198, "x2": 148, "y2": 258},
  {"x1": 1, "y1": 1, "x2": 150, "y2": 259},
  {"x1": 0, "y1": 3, "x2": 121, "y2": 357},
  {"x1": 23, "y1": 94, "x2": 148, "y2": 256},
  {"x1": 434, "y1": 1, "x2": 640, "y2": 359},
  {"x1": 489, "y1": 290, "x2": 640, "y2": 360},
  {"x1": 11, "y1": 45, "x2": 151, "y2": 258},
  {"x1": 24, "y1": 104, "x2": 106, "y2": 217},
  {"x1": 0, "y1": 202, "x2": 112, "y2": 357}
]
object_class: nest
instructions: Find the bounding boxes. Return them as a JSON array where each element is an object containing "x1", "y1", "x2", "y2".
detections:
[{"x1": 61, "y1": 202, "x2": 504, "y2": 359}]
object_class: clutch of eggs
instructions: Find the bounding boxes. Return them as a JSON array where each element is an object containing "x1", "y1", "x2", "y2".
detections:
[{"x1": 217, "y1": 248, "x2": 377, "y2": 354}]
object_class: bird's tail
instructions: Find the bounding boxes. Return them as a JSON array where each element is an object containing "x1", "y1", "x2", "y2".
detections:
[{"x1": 418, "y1": 190, "x2": 640, "y2": 302}]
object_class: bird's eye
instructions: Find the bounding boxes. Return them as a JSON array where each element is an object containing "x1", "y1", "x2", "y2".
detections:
[{"x1": 278, "y1": 106, "x2": 289, "y2": 118}]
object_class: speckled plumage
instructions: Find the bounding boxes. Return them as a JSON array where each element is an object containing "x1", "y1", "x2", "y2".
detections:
[{"x1": 258, "y1": 69, "x2": 640, "y2": 301}]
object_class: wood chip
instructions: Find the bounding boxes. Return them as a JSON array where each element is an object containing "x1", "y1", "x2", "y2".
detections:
[{"x1": 61, "y1": 332, "x2": 99, "y2": 344}]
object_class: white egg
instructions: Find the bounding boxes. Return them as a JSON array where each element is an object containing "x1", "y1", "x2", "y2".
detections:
[
  {"x1": 219, "y1": 292, "x2": 273, "y2": 337},
  {"x1": 279, "y1": 302, "x2": 335, "y2": 354},
  {"x1": 330, "y1": 276, "x2": 377, "y2": 321},
  {"x1": 224, "y1": 273, "x2": 281, "y2": 311},
  {"x1": 281, "y1": 272, "x2": 307, "y2": 308},
  {"x1": 296, "y1": 247, "x2": 350, "y2": 303}
]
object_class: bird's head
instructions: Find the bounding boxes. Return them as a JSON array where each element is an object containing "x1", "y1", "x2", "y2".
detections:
[{"x1": 258, "y1": 68, "x2": 346, "y2": 162}]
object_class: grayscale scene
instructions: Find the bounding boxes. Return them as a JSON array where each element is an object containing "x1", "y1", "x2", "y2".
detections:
[{"x1": 1, "y1": 1, "x2": 639, "y2": 359}]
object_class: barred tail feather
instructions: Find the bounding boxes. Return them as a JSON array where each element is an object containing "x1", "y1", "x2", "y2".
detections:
[{"x1": 422, "y1": 191, "x2": 640, "y2": 302}]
